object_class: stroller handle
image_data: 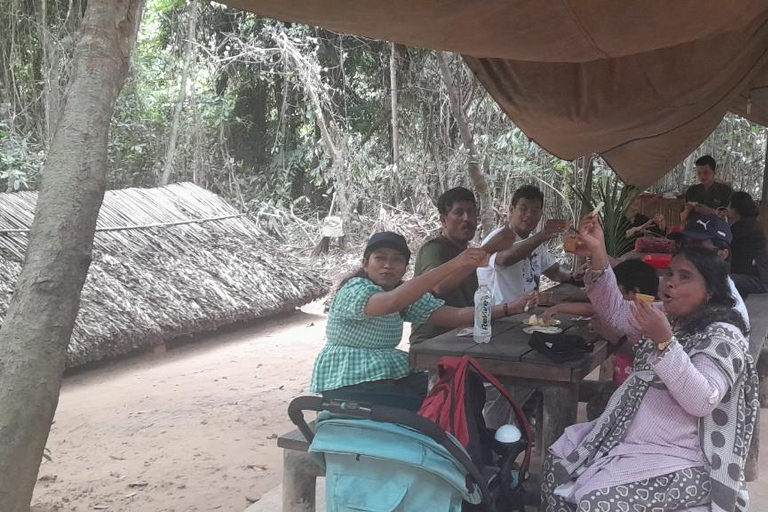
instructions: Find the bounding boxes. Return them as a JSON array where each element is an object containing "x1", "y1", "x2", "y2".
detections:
[
  {"x1": 288, "y1": 396, "x2": 449, "y2": 443},
  {"x1": 287, "y1": 395, "x2": 323, "y2": 442},
  {"x1": 287, "y1": 396, "x2": 492, "y2": 506}
]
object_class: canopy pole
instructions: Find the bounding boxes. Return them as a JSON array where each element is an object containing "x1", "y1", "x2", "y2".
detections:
[
  {"x1": 762, "y1": 135, "x2": 768, "y2": 203},
  {"x1": 573, "y1": 155, "x2": 594, "y2": 272}
]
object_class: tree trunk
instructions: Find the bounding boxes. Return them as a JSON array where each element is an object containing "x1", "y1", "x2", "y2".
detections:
[
  {"x1": 0, "y1": 1, "x2": 144, "y2": 509},
  {"x1": 390, "y1": 42, "x2": 400, "y2": 204},
  {"x1": 160, "y1": 0, "x2": 198, "y2": 186},
  {"x1": 436, "y1": 52, "x2": 494, "y2": 235},
  {"x1": 762, "y1": 135, "x2": 768, "y2": 203},
  {"x1": 276, "y1": 32, "x2": 352, "y2": 232},
  {"x1": 579, "y1": 156, "x2": 595, "y2": 218},
  {"x1": 39, "y1": 0, "x2": 52, "y2": 144}
]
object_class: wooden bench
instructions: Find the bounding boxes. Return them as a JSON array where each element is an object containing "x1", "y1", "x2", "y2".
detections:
[
  {"x1": 277, "y1": 424, "x2": 325, "y2": 512},
  {"x1": 744, "y1": 294, "x2": 768, "y2": 482},
  {"x1": 747, "y1": 294, "x2": 768, "y2": 407}
]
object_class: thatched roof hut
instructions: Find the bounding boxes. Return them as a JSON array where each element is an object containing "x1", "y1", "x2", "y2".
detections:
[{"x1": 0, "y1": 183, "x2": 330, "y2": 368}]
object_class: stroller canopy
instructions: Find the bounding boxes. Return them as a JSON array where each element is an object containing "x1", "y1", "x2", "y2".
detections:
[{"x1": 310, "y1": 414, "x2": 483, "y2": 507}]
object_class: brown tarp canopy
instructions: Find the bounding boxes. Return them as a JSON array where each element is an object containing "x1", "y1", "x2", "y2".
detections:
[{"x1": 222, "y1": 0, "x2": 768, "y2": 187}]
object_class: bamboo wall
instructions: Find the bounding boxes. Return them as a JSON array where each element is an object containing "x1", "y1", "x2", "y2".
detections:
[{"x1": 634, "y1": 195, "x2": 768, "y2": 234}]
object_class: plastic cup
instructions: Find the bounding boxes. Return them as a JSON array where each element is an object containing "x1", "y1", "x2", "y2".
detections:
[
  {"x1": 539, "y1": 290, "x2": 554, "y2": 306},
  {"x1": 563, "y1": 235, "x2": 579, "y2": 253}
]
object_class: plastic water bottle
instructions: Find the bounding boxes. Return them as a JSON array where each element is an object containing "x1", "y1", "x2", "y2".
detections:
[{"x1": 474, "y1": 268, "x2": 493, "y2": 343}]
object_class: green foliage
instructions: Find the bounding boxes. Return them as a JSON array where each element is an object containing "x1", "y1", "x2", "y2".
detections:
[
  {"x1": 3, "y1": 0, "x2": 768, "y2": 249},
  {"x1": 0, "y1": 124, "x2": 43, "y2": 191},
  {"x1": 573, "y1": 177, "x2": 641, "y2": 258}
]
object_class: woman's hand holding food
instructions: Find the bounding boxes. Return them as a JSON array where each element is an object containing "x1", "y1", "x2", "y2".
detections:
[
  {"x1": 629, "y1": 300, "x2": 673, "y2": 346},
  {"x1": 541, "y1": 304, "x2": 562, "y2": 319}
]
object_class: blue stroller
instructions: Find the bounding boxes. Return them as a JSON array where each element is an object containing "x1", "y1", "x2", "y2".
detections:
[{"x1": 288, "y1": 395, "x2": 528, "y2": 511}]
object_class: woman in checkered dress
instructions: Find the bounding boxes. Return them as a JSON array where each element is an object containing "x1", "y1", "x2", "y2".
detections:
[{"x1": 310, "y1": 231, "x2": 535, "y2": 411}]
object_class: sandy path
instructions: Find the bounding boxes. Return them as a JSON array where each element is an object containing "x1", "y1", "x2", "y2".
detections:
[
  {"x1": 30, "y1": 299, "x2": 768, "y2": 511},
  {"x1": 32, "y1": 302, "x2": 330, "y2": 512}
]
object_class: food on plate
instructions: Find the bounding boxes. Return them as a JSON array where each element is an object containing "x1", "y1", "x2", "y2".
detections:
[
  {"x1": 523, "y1": 325, "x2": 563, "y2": 334},
  {"x1": 525, "y1": 314, "x2": 559, "y2": 327}
]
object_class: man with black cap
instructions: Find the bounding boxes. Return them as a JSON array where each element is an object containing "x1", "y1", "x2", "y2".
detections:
[{"x1": 672, "y1": 213, "x2": 748, "y2": 328}]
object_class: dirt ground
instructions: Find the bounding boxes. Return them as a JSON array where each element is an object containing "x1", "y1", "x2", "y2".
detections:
[
  {"x1": 31, "y1": 301, "x2": 333, "y2": 512},
  {"x1": 30, "y1": 299, "x2": 768, "y2": 511}
]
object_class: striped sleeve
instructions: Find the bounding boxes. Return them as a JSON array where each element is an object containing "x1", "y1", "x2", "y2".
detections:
[
  {"x1": 404, "y1": 292, "x2": 445, "y2": 324},
  {"x1": 330, "y1": 278, "x2": 381, "y2": 320}
]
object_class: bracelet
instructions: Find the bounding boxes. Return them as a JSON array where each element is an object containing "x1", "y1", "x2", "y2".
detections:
[
  {"x1": 584, "y1": 263, "x2": 609, "y2": 283},
  {"x1": 656, "y1": 336, "x2": 676, "y2": 353},
  {"x1": 503, "y1": 303, "x2": 510, "y2": 316}
]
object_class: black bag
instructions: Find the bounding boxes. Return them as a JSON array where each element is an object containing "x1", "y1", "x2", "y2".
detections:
[{"x1": 528, "y1": 332, "x2": 594, "y2": 363}]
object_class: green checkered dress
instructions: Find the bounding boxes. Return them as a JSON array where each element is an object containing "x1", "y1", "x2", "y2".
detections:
[{"x1": 310, "y1": 277, "x2": 445, "y2": 393}]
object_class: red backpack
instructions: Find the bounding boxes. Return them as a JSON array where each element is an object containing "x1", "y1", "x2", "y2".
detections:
[{"x1": 418, "y1": 356, "x2": 533, "y2": 489}]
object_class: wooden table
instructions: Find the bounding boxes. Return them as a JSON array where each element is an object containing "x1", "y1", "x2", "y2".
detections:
[{"x1": 409, "y1": 285, "x2": 609, "y2": 454}]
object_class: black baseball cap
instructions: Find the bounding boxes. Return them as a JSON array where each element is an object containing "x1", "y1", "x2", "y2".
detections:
[
  {"x1": 671, "y1": 213, "x2": 732, "y2": 247},
  {"x1": 363, "y1": 231, "x2": 411, "y2": 260}
]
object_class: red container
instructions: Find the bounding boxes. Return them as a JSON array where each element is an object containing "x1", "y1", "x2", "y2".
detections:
[
  {"x1": 635, "y1": 237, "x2": 676, "y2": 254},
  {"x1": 643, "y1": 254, "x2": 673, "y2": 269}
]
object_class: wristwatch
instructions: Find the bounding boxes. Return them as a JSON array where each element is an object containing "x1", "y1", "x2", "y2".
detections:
[{"x1": 656, "y1": 336, "x2": 675, "y2": 353}]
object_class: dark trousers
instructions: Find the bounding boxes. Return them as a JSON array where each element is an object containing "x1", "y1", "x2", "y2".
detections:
[
  {"x1": 322, "y1": 372, "x2": 428, "y2": 412},
  {"x1": 731, "y1": 273, "x2": 768, "y2": 298}
]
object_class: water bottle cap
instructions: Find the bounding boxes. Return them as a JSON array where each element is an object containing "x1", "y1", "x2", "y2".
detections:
[
  {"x1": 477, "y1": 266, "x2": 494, "y2": 286},
  {"x1": 494, "y1": 424, "x2": 522, "y2": 443}
]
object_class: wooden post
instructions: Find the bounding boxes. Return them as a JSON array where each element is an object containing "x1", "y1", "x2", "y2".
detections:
[
  {"x1": 541, "y1": 383, "x2": 579, "y2": 456},
  {"x1": 745, "y1": 407, "x2": 760, "y2": 482},
  {"x1": 282, "y1": 450, "x2": 323, "y2": 512},
  {"x1": 762, "y1": 135, "x2": 768, "y2": 203},
  {"x1": 758, "y1": 352, "x2": 768, "y2": 407}
]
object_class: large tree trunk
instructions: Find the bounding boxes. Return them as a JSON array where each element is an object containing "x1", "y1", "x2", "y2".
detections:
[
  {"x1": 160, "y1": 0, "x2": 198, "y2": 186},
  {"x1": 436, "y1": 52, "x2": 494, "y2": 236},
  {"x1": 0, "y1": 1, "x2": 144, "y2": 509}
]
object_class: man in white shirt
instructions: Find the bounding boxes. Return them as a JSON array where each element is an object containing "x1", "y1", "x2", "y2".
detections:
[{"x1": 481, "y1": 185, "x2": 577, "y2": 305}]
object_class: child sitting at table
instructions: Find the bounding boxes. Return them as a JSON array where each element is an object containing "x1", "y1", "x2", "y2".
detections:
[{"x1": 542, "y1": 259, "x2": 659, "y2": 418}]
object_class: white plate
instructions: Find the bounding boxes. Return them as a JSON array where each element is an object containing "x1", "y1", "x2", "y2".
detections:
[
  {"x1": 523, "y1": 326, "x2": 563, "y2": 334},
  {"x1": 522, "y1": 318, "x2": 561, "y2": 327}
]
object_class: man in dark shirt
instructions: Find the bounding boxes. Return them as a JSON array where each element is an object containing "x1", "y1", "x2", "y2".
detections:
[
  {"x1": 728, "y1": 191, "x2": 768, "y2": 296},
  {"x1": 410, "y1": 187, "x2": 479, "y2": 343},
  {"x1": 681, "y1": 155, "x2": 733, "y2": 223}
]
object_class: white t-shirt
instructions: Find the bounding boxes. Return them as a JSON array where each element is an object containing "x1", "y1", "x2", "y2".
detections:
[
  {"x1": 728, "y1": 276, "x2": 750, "y2": 331},
  {"x1": 479, "y1": 226, "x2": 558, "y2": 305}
]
